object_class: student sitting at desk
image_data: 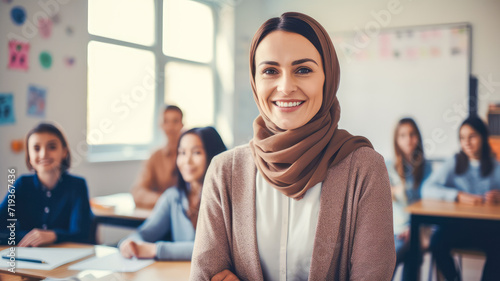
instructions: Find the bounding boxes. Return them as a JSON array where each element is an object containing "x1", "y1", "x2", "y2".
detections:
[
  {"x1": 119, "y1": 127, "x2": 226, "y2": 260},
  {"x1": 422, "y1": 116, "x2": 500, "y2": 281},
  {"x1": 0, "y1": 122, "x2": 93, "y2": 246},
  {"x1": 131, "y1": 105, "x2": 184, "y2": 209},
  {"x1": 386, "y1": 118, "x2": 432, "y2": 281}
]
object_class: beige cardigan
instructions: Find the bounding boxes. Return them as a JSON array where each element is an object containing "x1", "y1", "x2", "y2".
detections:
[{"x1": 190, "y1": 145, "x2": 395, "y2": 280}]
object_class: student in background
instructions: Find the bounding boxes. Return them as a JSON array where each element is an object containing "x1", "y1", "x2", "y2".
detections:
[
  {"x1": 386, "y1": 118, "x2": 432, "y2": 280},
  {"x1": 423, "y1": 116, "x2": 500, "y2": 281},
  {"x1": 119, "y1": 127, "x2": 226, "y2": 260},
  {"x1": 0, "y1": 122, "x2": 93, "y2": 246},
  {"x1": 190, "y1": 12, "x2": 395, "y2": 280},
  {"x1": 132, "y1": 105, "x2": 183, "y2": 209}
]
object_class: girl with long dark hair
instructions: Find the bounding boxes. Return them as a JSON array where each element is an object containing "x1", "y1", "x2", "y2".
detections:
[
  {"x1": 423, "y1": 116, "x2": 500, "y2": 280},
  {"x1": 119, "y1": 127, "x2": 226, "y2": 260},
  {"x1": 386, "y1": 118, "x2": 432, "y2": 280}
]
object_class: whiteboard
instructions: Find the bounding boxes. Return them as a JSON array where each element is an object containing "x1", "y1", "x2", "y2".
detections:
[{"x1": 332, "y1": 23, "x2": 471, "y2": 160}]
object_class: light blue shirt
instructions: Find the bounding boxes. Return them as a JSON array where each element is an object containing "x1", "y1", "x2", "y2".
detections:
[
  {"x1": 422, "y1": 156, "x2": 500, "y2": 201},
  {"x1": 118, "y1": 187, "x2": 195, "y2": 260},
  {"x1": 386, "y1": 160, "x2": 432, "y2": 235}
]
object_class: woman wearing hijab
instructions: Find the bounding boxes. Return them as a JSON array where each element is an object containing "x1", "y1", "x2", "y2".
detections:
[{"x1": 190, "y1": 12, "x2": 395, "y2": 281}]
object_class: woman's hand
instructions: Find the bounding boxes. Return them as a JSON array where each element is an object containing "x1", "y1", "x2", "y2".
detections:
[
  {"x1": 457, "y1": 192, "x2": 483, "y2": 205},
  {"x1": 211, "y1": 269, "x2": 241, "y2": 281},
  {"x1": 396, "y1": 228, "x2": 410, "y2": 243},
  {"x1": 18, "y1": 229, "x2": 57, "y2": 247},
  {"x1": 391, "y1": 185, "x2": 404, "y2": 201},
  {"x1": 119, "y1": 239, "x2": 157, "y2": 259},
  {"x1": 484, "y1": 190, "x2": 500, "y2": 205}
]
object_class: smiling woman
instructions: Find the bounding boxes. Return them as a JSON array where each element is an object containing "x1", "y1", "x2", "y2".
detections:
[
  {"x1": 190, "y1": 12, "x2": 395, "y2": 281},
  {"x1": 254, "y1": 31, "x2": 324, "y2": 130}
]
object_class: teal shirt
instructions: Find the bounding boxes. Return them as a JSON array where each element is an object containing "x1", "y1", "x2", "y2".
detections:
[
  {"x1": 422, "y1": 156, "x2": 500, "y2": 202},
  {"x1": 386, "y1": 160, "x2": 432, "y2": 235}
]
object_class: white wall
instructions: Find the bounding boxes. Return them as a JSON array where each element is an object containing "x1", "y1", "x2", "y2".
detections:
[
  {"x1": 232, "y1": 0, "x2": 500, "y2": 156},
  {"x1": 0, "y1": 0, "x2": 144, "y2": 198}
]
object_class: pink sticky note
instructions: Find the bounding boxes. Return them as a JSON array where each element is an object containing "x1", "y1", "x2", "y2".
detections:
[
  {"x1": 8, "y1": 40, "x2": 29, "y2": 71},
  {"x1": 38, "y1": 18, "x2": 53, "y2": 39}
]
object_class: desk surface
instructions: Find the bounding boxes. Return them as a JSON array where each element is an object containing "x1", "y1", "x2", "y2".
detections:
[
  {"x1": 406, "y1": 199, "x2": 500, "y2": 221},
  {"x1": 0, "y1": 243, "x2": 191, "y2": 281},
  {"x1": 407, "y1": 200, "x2": 500, "y2": 281},
  {"x1": 91, "y1": 193, "x2": 152, "y2": 221}
]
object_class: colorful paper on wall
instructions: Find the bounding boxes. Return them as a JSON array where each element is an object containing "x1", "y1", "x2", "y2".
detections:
[
  {"x1": 66, "y1": 26, "x2": 74, "y2": 36},
  {"x1": 8, "y1": 40, "x2": 30, "y2": 71},
  {"x1": 64, "y1": 56, "x2": 75, "y2": 67},
  {"x1": 38, "y1": 18, "x2": 53, "y2": 39},
  {"x1": 0, "y1": 93, "x2": 16, "y2": 125},
  {"x1": 27, "y1": 85, "x2": 46, "y2": 117},
  {"x1": 10, "y1": 6, "x2": 26, "y2": 25},
  {"x1": 39, "y1": 51, "x2": 52, "y2": 69}
]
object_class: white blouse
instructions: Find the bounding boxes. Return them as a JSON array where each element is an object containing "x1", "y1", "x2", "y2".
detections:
[{"x1": 256, "y1": 171, "x2": 322, "y2": 281}]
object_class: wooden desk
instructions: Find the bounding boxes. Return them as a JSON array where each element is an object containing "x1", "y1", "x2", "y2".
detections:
[
  {"x1": 0, "y1": 243, "x2": 191, "y2": 281},
  {"x1": 406, "y1": 200, "x2": 500, "y2": 281},
  {"x1": 91, "y1": 193, "x2": 152, "y2": 228}
]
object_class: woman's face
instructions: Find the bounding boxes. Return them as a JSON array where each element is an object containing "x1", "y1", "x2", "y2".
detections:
[
  {"x1": 460, "y1": 124, "x2": 482, "y2": 160},
  {"x1": 177, "y1": 134, "x2": 208, "y2": 185},
  {"x1": 396, "y1": 124, "x2": 419, "y2": 159},
  {"x1": 28, "y1": 132, "x2": 67, "y2": 173},
  {"x1": 254, "y1": 31, "x2": 325, "y2": 130}
]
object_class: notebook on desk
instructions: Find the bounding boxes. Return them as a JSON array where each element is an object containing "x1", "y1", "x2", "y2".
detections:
[{"x1": 0, "y1": 247, "x2": 94, "y2": 270}]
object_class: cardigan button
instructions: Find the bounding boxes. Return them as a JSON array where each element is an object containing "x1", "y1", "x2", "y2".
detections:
[
  {"x1": 46, "y1": 191, "x2": 52, "y2": 198},
  {"x1": 44, "y1": 207, "x2": 50, "y2": 214},
  {"x1": 42, "y1": 224, "x2": 47, "y2": 230}
]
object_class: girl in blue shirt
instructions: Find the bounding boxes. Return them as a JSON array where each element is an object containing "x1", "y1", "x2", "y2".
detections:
[
  {"x1": 0, "y1": 122, "x2": 93, "y2": 246},
  {"x1": 423, "y1": 116, "x2": 500, "y2": 281},
  {"x1": 119, "y1": 126, "x2": 227, "y2": 260},
  {"x1": 386, "y1": 118, "x2": 432, "y2": 280}
]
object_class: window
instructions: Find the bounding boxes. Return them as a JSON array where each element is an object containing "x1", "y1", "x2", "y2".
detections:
[{"x1": 87, "y1": 0, "x2": 217, "y2": 161}]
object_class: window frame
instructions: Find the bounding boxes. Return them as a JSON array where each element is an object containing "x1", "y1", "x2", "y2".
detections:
[{"x1": 87, "y1": 0, "x2": 220, "y2": 162}]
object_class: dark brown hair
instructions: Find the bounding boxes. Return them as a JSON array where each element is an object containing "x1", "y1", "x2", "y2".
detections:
[
  {"x1": 25, "y1": 122, "x2": 71, "y2": 171},
  {"x1": 455, "y1": 116, "x2": 494, "y2": 176},
  {"x1": 393, "y1": 118, "x2": 425, "y2": 190},
  {"x1": 164, "y1": 105, "x2": 183, "y2": 119},
  {"x1": 176, "y1": 126, "x2": 227, "y2": 228}
]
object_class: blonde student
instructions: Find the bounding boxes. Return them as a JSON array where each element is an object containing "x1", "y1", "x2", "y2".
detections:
[
  {"x1": 190, "y1": 12, "x2": 395, "y2": 281},
  {"x1": 119, "y1": 127, "x2": 226, "y2": 260},
  {"x1": 131, "y1": 105, "x2": 184, "y2": 209},
  {"x1": 0, "y1": 122, "x2": 93, "y2": 246}
]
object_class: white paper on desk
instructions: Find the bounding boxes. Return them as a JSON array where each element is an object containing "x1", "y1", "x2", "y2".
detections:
[
  {"x1": 0, "y1": 248, "x2": 94, "y2": 270},
  {"x1": 68, "y1": 252, "x2": 154, "y2": 272}
]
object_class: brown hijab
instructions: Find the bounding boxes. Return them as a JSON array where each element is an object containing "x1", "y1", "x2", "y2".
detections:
[{"x1": 248, "y1": 12, "x2": 373, "y2": 199}]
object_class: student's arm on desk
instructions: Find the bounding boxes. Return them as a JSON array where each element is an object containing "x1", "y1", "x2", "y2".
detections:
[
  {"x1": 120, "y1": 189, "x2": 193, "y2": 261},
  {"x1": 421, "y1": 157, "x2": 459, "y2": 201},
  {"x1": 485, "y1": 190, "x2": 500, "y2": 204}
]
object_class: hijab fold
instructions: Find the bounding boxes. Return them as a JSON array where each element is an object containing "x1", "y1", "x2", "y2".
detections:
[{"x1": 249, "y1": 12, "x2": 373, "y2": 199}]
